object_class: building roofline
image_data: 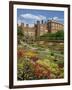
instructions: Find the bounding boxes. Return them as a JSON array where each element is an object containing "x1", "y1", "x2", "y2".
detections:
[{"x1": 48, "y1": 20, "x2": 64, "y2": 25}]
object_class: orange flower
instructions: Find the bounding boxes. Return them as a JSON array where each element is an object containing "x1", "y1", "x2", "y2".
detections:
[{"x1": 17, "y1": 49, "x2": 25, "y2": 58}]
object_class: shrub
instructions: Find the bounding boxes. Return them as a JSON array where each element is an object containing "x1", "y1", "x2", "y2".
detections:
[
  {"x1": 51, "y1": 52, "x2": 54, "y2": 56},
  {"x1": 17, "y1": 49, "x2": 25, "y2": 58},
  {"x1": 17, "y1": 59, "x2": 35, "y2": 80},
  {"x1": 34, "y1": 63, "x2": 51, "y2": 79}
]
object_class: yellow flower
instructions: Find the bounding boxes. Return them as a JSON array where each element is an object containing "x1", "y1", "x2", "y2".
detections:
[{"x1": 25, "y1": 51, "x2": 37, "y2": 57}]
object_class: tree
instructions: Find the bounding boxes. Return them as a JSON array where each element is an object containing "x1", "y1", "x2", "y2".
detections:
[
  {"x1": 17, "y1": 27, "x2": 24, "y2": 44},
  {"x1": 55, "y1": 30, "x2": 64, "y2": 40},
  {"x1": 40, "y1": 30, "x2": 64, "y2": 40}
]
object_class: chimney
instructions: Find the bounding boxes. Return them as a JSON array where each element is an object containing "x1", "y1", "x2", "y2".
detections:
[
  {"x1": 37, "y1": 21, "x2": 40, "y2": 24},
  {"x1": 20, "y1": 23, "x2": 24, "y2": 29},
  {"x1": 41, "y1": 20, "x2": 43, "y2": 24},
  {"x1": 26, "y1": 24, "x2": 29, "y2": 27}
]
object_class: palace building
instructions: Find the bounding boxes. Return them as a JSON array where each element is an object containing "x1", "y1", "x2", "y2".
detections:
[
  {"x1": 17, "y1": 19, "x2": 64, "y2": 39},
  {"x1": 47, "y1": 20, "x2": 64, "y2": 33}
]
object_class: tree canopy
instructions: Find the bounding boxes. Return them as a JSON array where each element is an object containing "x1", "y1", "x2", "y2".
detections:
[
  {"x1": 40, "y1": 30, "x2": 64, "y2": 40},
  {"x1": 17, "y1": 27, "x2": 24, "y2": 44}
]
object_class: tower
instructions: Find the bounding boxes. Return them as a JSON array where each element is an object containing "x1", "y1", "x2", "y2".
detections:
[
  {"x1": 21, "y1": 23, "x2": 24, "y2": 29},
  {"x1": 35, "y1": 21, "x2": 40, "y2": 40}
]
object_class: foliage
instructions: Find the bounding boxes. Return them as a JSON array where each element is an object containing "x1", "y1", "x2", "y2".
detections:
[
  {"x1": 17, "y1": 40, "x2": 64, "y2": 80},
  {"x1": 17, "y1": 28, "x2": 24, "y2": 44},
  {"x1": 17, "y1": 48, "x2": 25, "y2": 58},
  {"x1": 40, "y1": 30, "x2": 64, "y2": 40},
  {"x1": 17, "y1": 58, "x2": 35, "y2": 80},
  {"x1": 34, "y1": 63, "x2": 51, "y2": 79},
  {"x1": 25, "y1": 51, "x2": 37, "y2": 58}
]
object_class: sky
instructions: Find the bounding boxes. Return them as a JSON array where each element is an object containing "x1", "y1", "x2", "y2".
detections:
[{"x1": 17, "y1": 9, "x2": 64, "y2": 27}]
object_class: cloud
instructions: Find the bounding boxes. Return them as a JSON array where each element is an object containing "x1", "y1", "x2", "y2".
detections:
[
  {"x1": 53, "y1": 16, "x2": 64, "y2": 21},
  {"x1": 38, "y1": 15, "x2": 46, "y2": 20},
  {"x1": 48, "y1": 16, "x2": 64, "y2": 21},
  {"x1": 17, "y1": 19, "x2": 27, "y2": 26},
  {"x1": 17, "y1": 19, "x2": 21, "y2": 25},
  {"x1": 29, "y1": 24, "x2": 34, "y2": 27},
  {"x1": 20, "y1": 13, "x2": 46, "y2": 20},
  {"x1": 53, "y1": 17, "x2": 59, "y2": 20}
]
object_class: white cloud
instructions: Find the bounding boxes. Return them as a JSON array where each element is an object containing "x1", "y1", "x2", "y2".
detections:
[
  {"x1": 17, "y1": 19, "x2": 21, "y2": 25},
  {"x1": 17, "y1": 19, "x2": 27, "y2": 25},
  {"x1": 38, "y1": 15, "x2": 46, "y2": 20},
  {"x1": 20, "y1": 13, "x2": 46, "y2": 20},
  {"x1": 48, "y1": 16, "x2": 64, "y2": 21},
  {"x1": 29, "y1": 24, "x2": 34, "y2": 27},
  {"x1": 17, "y1": 19, "x2": 34, "y2": 27},
  {"x1": 53, "y1": 17, "x2": 58, "y2": 20}
]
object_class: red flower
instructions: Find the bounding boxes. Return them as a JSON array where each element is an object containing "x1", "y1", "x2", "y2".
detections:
[{"x1": 17, "y1": 49, "x2": 25, "y2": 58}]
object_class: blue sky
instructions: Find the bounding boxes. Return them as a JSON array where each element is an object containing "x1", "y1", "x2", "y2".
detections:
[{"x1": 17, "y1": 9, "x2": 64, "y2": 27}]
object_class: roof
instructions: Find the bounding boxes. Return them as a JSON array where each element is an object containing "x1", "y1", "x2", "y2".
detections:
[{"x1": 48, "y1": 20, "x2": 64, "y2": 25}]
